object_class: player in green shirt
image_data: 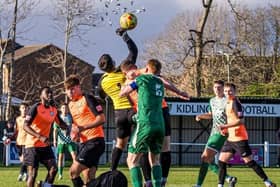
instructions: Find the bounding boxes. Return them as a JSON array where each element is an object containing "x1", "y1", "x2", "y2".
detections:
[
  {"x1": 120, "y1": 59, "x2": 165, "y2": 187},
  {"x1": 53, "y1": 103, "x2": 76, "y2": 180}
]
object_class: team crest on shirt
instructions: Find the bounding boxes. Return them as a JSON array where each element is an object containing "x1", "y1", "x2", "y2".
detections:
[
  {"x1": 96, "y1": 105, "x2": 103, "y2": 112},
  {"x1": 50, "y1": 111, "x2": 55, "y2": 116}
]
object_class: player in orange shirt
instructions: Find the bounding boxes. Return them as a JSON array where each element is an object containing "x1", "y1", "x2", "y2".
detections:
[
  {"x1": 15, "y1": 103, "x2": 29, "y2": 181},
  {"x1": 217, "y1": 83, "x2": 276, "y2": 187},
  {"x1": 23, "y1": 86, "x2": 67, "y2": 187},
  {"x1": 4, "y1": 103, "x2": 29, "y2": 182},
  {"x1": 64, "y1": 75, "x2": 105, "y2": 187}
]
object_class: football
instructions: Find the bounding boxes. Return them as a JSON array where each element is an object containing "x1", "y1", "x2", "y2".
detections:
[{"x1": 119, "y1": 12, "x2": 137, "y2": 30}]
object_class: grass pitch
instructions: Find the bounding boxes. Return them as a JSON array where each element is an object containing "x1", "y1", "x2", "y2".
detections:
[{"x1": 0, "y1": 166, "x2": 278, "y2": 187}]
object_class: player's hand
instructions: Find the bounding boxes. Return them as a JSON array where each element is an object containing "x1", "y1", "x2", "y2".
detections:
[
  {"x1": 178, "y1": 91, "x2": 190, "y2": 100},
  {"x1": 195, "y1": 115, "x2": 201, "y2": 122},
  {"x1": 4, "y1": 138, "x2": 11, "y2": 145},
  {"x1": 53, "y1": 141, "x2": 57, "y2": 147},
  {"x1": 116, "y1": 27, "x2": 127, "y2": 36},
  {"x1": 39, "y1": 135, "x2": 49, "y2": 144},
  {"x1": 218, "y1": 125, "x2": 228, "y2": 136},
  {"x1": 71, "y1": 124, "x2": 80, "y2": 142}
]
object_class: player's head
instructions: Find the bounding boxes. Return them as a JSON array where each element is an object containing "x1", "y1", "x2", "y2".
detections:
[
  {"x1": 60, "y1": 103, "x2": 69, "y2": 114},
  {"x1": 40, "y1": 86, "x2": 54, "y2": 106},
  {"x1": 64, "y1": 75, "x2": 82, "y2": 101},
  {"x1": 19, "y1": 103, "x2": 28, "y2": 116},
  {"x1": 213, "y1": 80, "x2": 224, "y2": 97},
  {"x1": 98, "y1": 54, "x2": 115, "y2": 73},
  {"x1": 145, "y1": 59, "x2": 162, "y2": 75},
  {"x1": 120, "y1": 60, "x2": 138, "y2": 80},
  {"x1": 224, "y1": 83, "x2": 236, "y2": 99}
]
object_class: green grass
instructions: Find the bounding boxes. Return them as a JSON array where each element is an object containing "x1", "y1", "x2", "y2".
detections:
[{"x1": 0, "y1": 166, "x2": 278, "y2": 187}]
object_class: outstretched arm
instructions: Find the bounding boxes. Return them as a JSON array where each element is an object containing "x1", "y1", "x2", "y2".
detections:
[
  {"x1": 159, "y1": 76, "x2": 190, "y2": 100},
  {"x1": 116, "y1": 28, "x2": 138, "y2": 64}
]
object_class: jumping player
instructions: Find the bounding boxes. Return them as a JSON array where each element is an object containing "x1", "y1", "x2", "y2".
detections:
[
  {"x1": 98, "y1": 27, "x2": 138, "y2": 171},
  {"x1": 120, "y1": 60, "x2": 165, "y2": 187},
  {"x1": 120, "y1": 59, "x2": 189, "y2": 187}
]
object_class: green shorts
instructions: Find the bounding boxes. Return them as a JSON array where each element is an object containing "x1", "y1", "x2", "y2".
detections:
[
  {"x1": 57, "y1": 142, "x2": 76, "y2": 154},
  {"x1": 128, "y1": 122, "x2": 164, "y2": 154},
  {"x1": 206, "y1": 133, "x2": 227, "y2": 152}
]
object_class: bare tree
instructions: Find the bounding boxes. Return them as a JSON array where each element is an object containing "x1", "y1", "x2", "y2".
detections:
[
  {"x1": 11, "y1": 45, "x2": 93, "y2": 105},
  {"x1": 189, "y1": 0, "x2": 215, "y2": 97},
  {"x1": 51, "y1": 0, "x2": 98, "y2": 102},
  {"x1": 142, "y1": 1, "x2": 280, "y2": 97},
  {"x1": 0, "y1": 0, "x2": 38, "y2": 120}
]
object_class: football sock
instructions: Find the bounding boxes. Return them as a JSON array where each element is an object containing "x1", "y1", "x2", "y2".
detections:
[
  {"x1": 160, "y1": 151, "x2": 171, "y2": 178},
  {"x1": 71, "y1": 176, "x2": 84, "y2": 187},
  {"x1": 140, "y1": 153, "x2": 152, "y2": 181},
  {"x1": 197, "y1": 162, "x2": 208, "y2": 185},
  {"x1": 208, "y1": 162, "x2": 218, "y2": 174},
  {"x1": 58, "y1": 166, "x2": 63, "y2": 176},
  {"x1": 152, "y1": 165, "x2": 162, "y2": 187},
  {"x1": 218, "y1": 161, "x2": 227, "y2": 185},
  {"x1": 246, "y1": 160, "x2": 268, "y2": 181},
  {"x1": 130, "y1": 166, "x2": 143, "y2": 187},
  {"x1": 111, "y1": 147, "x2": 123, "y2": 170},
  {"x1": 20, "y1": 164, "x2": 27, "y2": 174}
]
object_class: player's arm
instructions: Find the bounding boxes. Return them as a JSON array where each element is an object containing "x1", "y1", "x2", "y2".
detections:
[
  {"x1": 195, "y1": 112, "x2": 212, "y2": 121},
  {"x1": 116, "y1": 28, "x2": 138, "y2": 65},
  {"x1": 158, "y1": 75, "x2": 190, "y2": 100},
  {"x1": 55, "y1": 114, "x2": 68, "y2": 130},
  {"x1": 119, "y1": 81, "x2": 138, "y2": 97},
  {"x1": 53, "y1": 124, "x2": 58, "y2": 147},
  {"x1": 4, "y1": 121, "x2": 18, "y2": 144},
  {"x1": 23, "y1": 104, "x2": 48, "y2": 143},
  {"x1": 77, "y1": 95, "x2": 105, "y2": 132},
  {"x1": 9, "y1": 120, "x2": 19, "y2": 141}
]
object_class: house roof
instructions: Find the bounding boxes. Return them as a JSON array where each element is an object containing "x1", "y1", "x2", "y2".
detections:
[
  {"x1": 3, "y1": 43, "x2": 94, "y2": 69},
  {"x1": 11, "y1": 44, "x2": 48, "y2": 60}
]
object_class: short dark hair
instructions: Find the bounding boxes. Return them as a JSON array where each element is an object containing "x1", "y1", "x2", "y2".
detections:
[
  {"x1": 39, "y1": 86, "x2": 51, "y2": 96},
  {"x1": 19, "y1": 102, "x2": 28, "y2": 107},
  {"x1": 98, "y1": 54, "x2": 115, "y2": 72},
  {"x1": 214, "y1": 80, "x2": 224, "y2": 86},
  {"x1": 120, "y1": 60, "x2": 137, "y2": 73},
  {"x1": 64, "y1": 75, "x2": 80, "y2": 89},
  {"x1": 147, "y1": 59, "x2": 161, "y2": 75},
  {"x1": 224, "y1": 82, "x2": 236, "y2": 91}
]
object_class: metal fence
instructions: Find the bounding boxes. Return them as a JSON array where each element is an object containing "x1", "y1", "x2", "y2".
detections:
[{"x1": 0, "y1": 97, "x2": 279, "y2": 167}]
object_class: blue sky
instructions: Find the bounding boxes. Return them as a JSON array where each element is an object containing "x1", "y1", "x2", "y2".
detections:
[{"x1": 14, "y1": 0, "x2": 280, "y2": 71}]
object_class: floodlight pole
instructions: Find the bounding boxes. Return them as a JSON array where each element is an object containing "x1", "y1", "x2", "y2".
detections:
[
  {"x1": 224, "y1": 53, "x2": 230, "y2": 83},
  {"x1": 218, "y1": 51, "x2": 231, "y2": 82}
]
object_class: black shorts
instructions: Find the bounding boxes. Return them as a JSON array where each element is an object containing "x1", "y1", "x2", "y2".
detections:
[
  {"x1": 77, "y1": 137, "x2": 105, "y2": 168},
  {"x1": 221, "y1": 140, "x2": 252, "y2": 157},
  {"x1": 162, "y1": 107, "x2": 171, "y2": 136},
  {"x1": 16, "y1": 145, "x2": 25, "y2": 157},
  {"x1": 114, "y1": 109, "x2": 135, "y2": 139},
  {"x1": 24, "y1": 146, "x2": 56, "y2": 168}
]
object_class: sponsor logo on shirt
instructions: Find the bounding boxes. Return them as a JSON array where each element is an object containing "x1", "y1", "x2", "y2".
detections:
[{"x1": 96, "y1": 105, "x2": 103, "y2": 112}]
